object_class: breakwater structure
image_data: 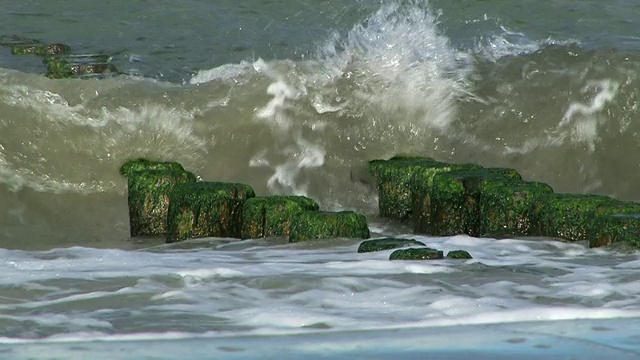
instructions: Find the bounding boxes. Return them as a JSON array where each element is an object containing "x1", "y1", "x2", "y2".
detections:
[
  {"x1": 369, "y1": 156, "x2": 640, "y2": 249},
  {"x1": 119, "y1": 158, "x2": 370, "y2": 245},
  {"x1": 120, "y1": 155, "x2": 640, "y2": 261}
]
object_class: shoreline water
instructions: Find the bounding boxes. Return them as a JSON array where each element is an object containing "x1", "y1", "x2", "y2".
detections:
[{"x1": 1, "y1": 0, "x2": 640, "y2": 355}]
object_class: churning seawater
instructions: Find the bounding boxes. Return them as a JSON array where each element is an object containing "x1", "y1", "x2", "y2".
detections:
[{"x1": 1, "y1": 0, "x2": 640, "y2": 358}]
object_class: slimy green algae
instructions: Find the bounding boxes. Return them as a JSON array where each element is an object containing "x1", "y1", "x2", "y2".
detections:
[
  {"x1": 417, "y1": 167, "x2": 522, "y2": 236},
  {"x1": 368, "y1": 156, "x2": 479, "y2": 221},
  {"x1": 44, "y1": 54, "x2": 118, "y2": 79},
  {"x1": 537, "y1": 193, "x2": 619, "y2": 242},
  {"x1": 588, "y1": 202, "x2": 640, "y2": 248},
  {"x1": 166, "y1": 182, "x2": 255, "y2": 242},
  {"x1": 478, "y1": 180, "x2": 554, "y2": 237},
  {"x1": 357, "y1": 238, "x2": 426, "y2": 253},
  {"x1": 127, "y1": 169, "x2": 197, "y2": 237},
  {"x1": 120, "y1": 158, "x2": 187, "y2": 178},
  {"x1": 12, "y1": 43, "x2": 70, "y2": 56},
  {"x1": 289, "y1": 211, "x2": 370, "y2": 242},
  {"x1": 389, "y1": 248, "x2": 443, "y2": 260},
  {"x1": 446, "y1": 250, "x2": 473, "y2": 259},
  {"x1": 241, "y1": 196, "x2": 319, "y2": 239}
]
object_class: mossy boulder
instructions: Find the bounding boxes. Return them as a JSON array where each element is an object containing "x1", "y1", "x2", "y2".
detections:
[
  {"x1": 446, "y1": 250, "x2": 473, "y2": 259},
  {"x1": 241, "y1": 196, "x2": 320, "y2": 239},
  {"x1": 389, "y1": 248, "x2": 444, "y2": 260},
  {"x1": 368, "y1": 156, "x2": 479, "y2": 221},
  {"x1": 289, "y1": 211, "x2": 370, "y2": 242},
  {"x1": 120, "y1": 158, "x2": 187, "y2": 178},
  {"x1": 12, "y1": 43, "x2": 70, "y2": 56},
  {"x1": 415, "y1": 167, "x2": 522, "y2": 236},
  {"x1": 44, "y1": 54, "x2": 118, "y2": 79},
  {"x1": 126, "y1": 169, "x2": 197, "y2": 237},
  {"x1": 588, "y1": 202, "x2": 640, "y2": 248},
  {"x1": 357, "y1": 238, "x2": 426, "y2": 253},
  {"x1": 537, "y1": 193, "x2": 619, "y2": 241},
  {"x1": 166, "y1": 182, "x2": 256, "y2": 242}
]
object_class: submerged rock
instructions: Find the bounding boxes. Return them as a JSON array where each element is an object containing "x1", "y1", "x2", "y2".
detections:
[
  {"x1": 446, "y1": 250, "x2": 473, "y2": 259},
  {"x1": 357, "y1": 238, "x2": 426, "y2": 253},
  {"x1": 0, "y1": 35, "x2": 40, "y2": 47},
  {"x1": 241, "y1": 196, "x2": 319, "y2": 239},
  {"x1": 125, "y1": 169, "x2": 197, "y2": 237},
  {"x1": 44, "y1": 54, "x2": 118, "y2": 79},
  {"x1": 289, "y1": 211, "x2": 370, "y2": 242},
  {"x1": 11, "y1": 43, "x2": 70, "y2": 56},
  {"x1": 166, "y1": 182, "x2": 255, "y2": 242},
  {"x1": 389, "y1": 248, "x2": 443, "y2": 260}
]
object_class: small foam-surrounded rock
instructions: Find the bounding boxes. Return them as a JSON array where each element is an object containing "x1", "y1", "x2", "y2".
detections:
[
  {"x1": 357, "y1": 238, "x2": 426, "y2": 253},
  {"x1": 389, "y1": 248, "x2": 444, "y2": 260},
  {"x1": 446, "y1": 250, "x2": 473, "y2": 259}
]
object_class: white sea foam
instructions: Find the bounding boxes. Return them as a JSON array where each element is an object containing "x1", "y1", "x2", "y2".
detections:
[{"x1": 0, "y1": 233, "x2": 639, "y2": 340}]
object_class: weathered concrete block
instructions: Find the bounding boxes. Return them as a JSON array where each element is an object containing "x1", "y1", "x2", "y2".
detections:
[
  {"x1": 166, "y1": 182, "x2": 256, "y2": 242},
  {"x1": 289, "y1": 211, "x2": 370, "y2": 242},
  {"x1": 479, "y1": 180, "x2": 554, "y2": 237},
  {"x1": 416, "y1": 167, "x2": 522, "y2": 236},
  {"x1": 368, "y1": 156, "x2": 443, "y2": 220},
  {"x1": 368, "y1": 156, "x2": 479, "y2": 221},
  {"x1": 240, "y1": 196, "x2": 319, "y2": 239},
  {"x1": 588, "y1": 202, "x2": 640, "y2": 248},
  {"x1": 389, "y1": 248, "x2": 443, "y2": 260},
  {"x1": 120, "y1": 158, "x2": 187, "y2": 178},
  {"x1": 357, "y1": 238, "x2": 426, "y2": 253},
  {"x1": 125, "y1": 169, "x2": 197, "y2": 237},
  {"x1": 537, "y1": 193, "x2": 619, "y2": 241}
]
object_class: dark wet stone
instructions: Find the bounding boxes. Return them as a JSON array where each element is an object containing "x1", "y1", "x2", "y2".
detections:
[
  {"x1": 389, "y1": 248, "x2": 444, "y2": 260},
  {"x1": 357, "y1": 238, "x2": 426, "y2": 253}
]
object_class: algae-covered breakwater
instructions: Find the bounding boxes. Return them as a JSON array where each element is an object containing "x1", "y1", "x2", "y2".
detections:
[
  {"x1": 119, "y1": 155, "x2": 640, "y2": 260},
  {"x1": 120, "y1": 159, "x2": 370, "y2": 244},
  {"x1": 369, "y1": 156, "x2": 640, "y2": 249},
  {"x1": 1, "y1": 34, "x2": 119, "y2": 79}
]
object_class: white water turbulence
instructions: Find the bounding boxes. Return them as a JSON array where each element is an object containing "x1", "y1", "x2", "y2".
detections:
[
  {"x1": 188, "y1": 0, "x2": 474, "y2": 207},
  {"x1": 0, "y1": 235, "x2": 640, "y2": 347}
]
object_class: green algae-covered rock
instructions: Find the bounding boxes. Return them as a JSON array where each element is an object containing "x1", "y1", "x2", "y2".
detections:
[
  {"x1": 357, "y1": 238, "x2": 426, "y2": 253},
  {"x1": 416, "y1": 167, "x2": 522, "y2": 236},
  {"x1": 368, "y1": 156, "x2": 480, "y2": 221},
  {"x1": 126, "y1": 169, "x2": 197, "y2": 237},
  {"x1": 446, "y1": 250, "x2": 473, "y2": 259},
  {"x1": 289, "y1": 211, "x2": 370, "y2": 242},
  {"x1": 120, "y1": 158, "x2": 187, "y2": 178},
  {"x1": 12, "y1": 43, "x2": 70, "y2": 56},
  {"x1": 479, "y1": 180, "x2": 554, "y2": 237},
  {"x1": 240, "y1": 196, "x2": 320, "y2": 239},
  {"x1": 389, "y1": 248, "x2": 443, "y2": 260},
  {"x1": 537, "y1": 193, "x2": 619, "y2": 242},
  {"x1": 588, "y1": 202, "x2": 640, "y2": 248},
  {"x1": 0, "y1": 35, "x2": 40, "y2": 47},
  {"x1": 368, "y1": 156, "x2": 444, "y2": 220},
  {"x1": 44, "y1": 54, "x2": 117, "y2": 79},
  {"x1": 166, "y1": 182, "x2": 256, "y2": 242}
]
